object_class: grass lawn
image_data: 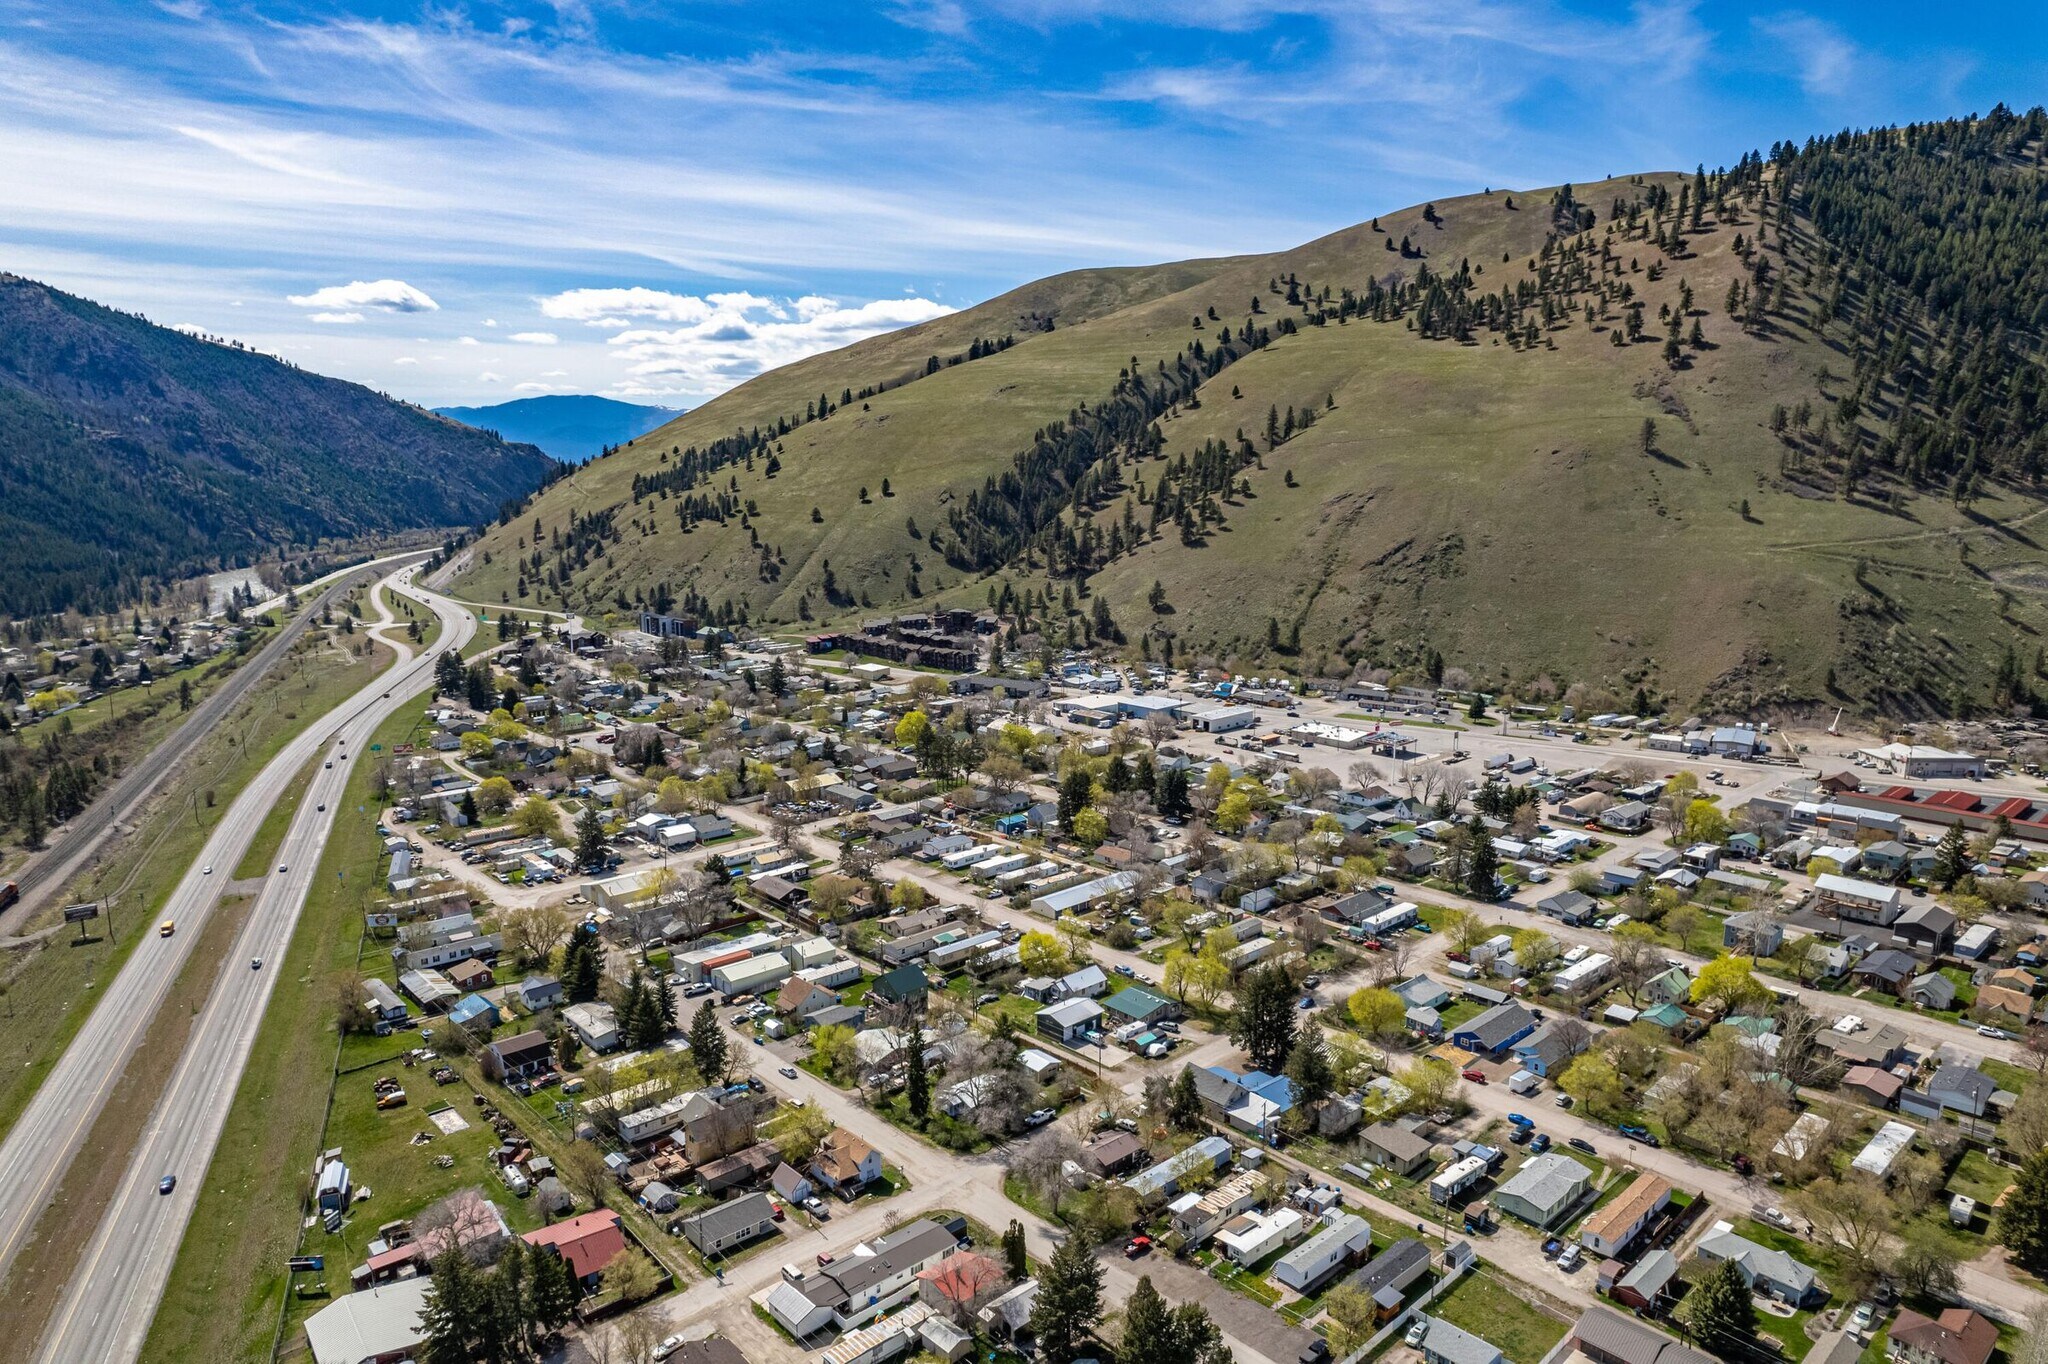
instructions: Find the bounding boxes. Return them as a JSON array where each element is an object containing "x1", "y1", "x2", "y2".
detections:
[
  {"x1": 0, "y1": 631, "x2": 391, "y2": 1145},
  {"x1": 1751, "y1": 1304, "x2": 1818, "y2": 1361},
  {"x1": 1435, "y1": 998, "x2": 1487, "y2": 1032},
  {"x1": 1946, "y1": 1149, "x2": 2016, "y2": 1205},
  {"x1": 978, "y1": 995, "x2": 1041, "y2": 1032},
  {"x1": 1978, "y1": 1058, "x2": 2032, "y2": 1096},
  {"x1": 1426, "y1": 1267, "x2": 1570, "y2": 1361}
]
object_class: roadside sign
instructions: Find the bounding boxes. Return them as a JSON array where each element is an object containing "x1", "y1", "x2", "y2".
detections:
[
  {"x1": 62, "y1": 903, "x2": 100, "y2": 923},
  {"x1": 286, "y1": 1255, "x2": 325, "y2": 1272}
]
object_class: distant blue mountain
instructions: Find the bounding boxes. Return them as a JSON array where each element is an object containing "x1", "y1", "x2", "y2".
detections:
[{"x1": 433, "y1": 394, "x2": 682, "y2": 463}]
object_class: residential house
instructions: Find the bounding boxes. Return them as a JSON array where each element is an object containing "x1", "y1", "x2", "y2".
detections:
[
  {"x1": 870, "y1": 964, "x2": 931, "y2": 1013},
  {"x1": 977, "y1": 1279, "x2": 1039, "y2": 1345},
  {"x1": 1123, "y1": 1135, "x2": 1232, "y2": 1204},
  {"x1": 772, "y1": 1163, "x2": 815, "y2": 1207},
  {"x1": 1393, "y1": 976, "x2": 1452, "y2": 1011},
  {"x1": 563, "y1": 1001, "x2": 620, "y2": 1053},
  {"x1": 1194, "y1": 1065, "x2": 1295, "y2": 1135},
  {"x1": 1852, "y1": 950, "x2": 1918, "y2": 996},
  {"x1": 1100, "y1": 986, "x2": 1181, "y2": 1027},
  {"x1": 696, "y1": 1142, "x2": 781, "y2": 1196},
  {"x1": 1357, "y1": 1122, "x2": 1435, "y2": 1177},
  {"x1": 1894, "y1": 903, "x2": 1958, "y2": 956},
  {"x1": 1536, "y1": 890, "x2": 1598, "y2": 926},
  {"x1": 764, "y1": 1218, "x2": 962, "y2": 1339},
  {"x1": 1886, "y1": 1307, "x2": 1997, "y2": 1364},
  {"x1": 304, "y1": 1278, "x2": 433, "y2": 1364},
  {"x1": 1608, "y1": 1248, "x2": 1679, "y2": 1313},
  {"x1": 1579, "y1": 1175, "x2": 1673, "y2": 1258},
  {"x1": 523, "y1": 1210, "x2": 627, "y2": 1290},
  {"x1": 1080, "y1": 1131, "x2": 1148, "y2": 1178},
  {"x1": 1814, "y1": 874, "x2": 1904, "y2": 926},
  {"x1": 1341, "y1": 1237, "x2": 1432, "y2": 1320},
  {"x1": 1903, "y1": 1065, "x2": 1999, "y2": 1121},
  {"x1": 1977, "y1": 968, "x2": 2040, "y2": 1022},
  {"x1": 1494, "y1": 1153, "x2": 1591, "y2": 1229},
  {"x1": 1907, "y1": 973, "x2": 1957, "y2": 1011},
  {"x1": 1414, "y1": 1317, "x2": 1504, "y2": 1364},
  {"x1": 1034, "y1": 998, "x2": 1103, "y2": 1045},
  {"x1": 1271, "y1": 1213, "x2": 1375, "y2": 1293},
  {"x1": 811, "y1": 1128, "x2": 884, "y2": 1195},
  {"x1": 777, "y1": 978, "x2": 843, "y2": 1022},
  {"x1": 1213, "y1": 1206, "x2": 1305, "y2": 1265},
  {"x1": 481, "y1": 1030, "x2": 553, "y2": 1082},
  {"x1": 1819, "y1": 1019, "x2": 1912, "y2": 1070},
  {"x1": 1600, "y1": 801, "x2": 1652, "y2": 833},
  {"x1": 1693, "y1": 1220, "x2": 1823, "y2": 1306},
  {"x1": 1512, "y1": 1019, "x2": 1591, "y2": 1079},
  {"x1": 1567, "y1": 1307, "x2": 1716, "y2": 1364},
  {"x1": 1451, "y1": 1002, "x2": 1540, "y2": 1059},
  {"x1": 680, "y1": 1191, "x2": 779, "y2": 1259},
  {"x1": 1055, "y1": 965, "x2": 1108, "y2": 999},
  {"x1": 1723, "y1": 912, "x2": 1783, "y2": 957},
  {"x1": 1842, "y1": 1066, "x2": 1903, "y2": 1109},
  {"x1": 513, "y1": 976, "x2": 563, "y2": 1011},
  {"x1": 915, "y1": 1249, "x2": 1010, "y2": 1325}
]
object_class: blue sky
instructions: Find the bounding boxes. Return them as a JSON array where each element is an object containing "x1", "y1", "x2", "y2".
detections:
[{"x1": 2, "y1": 1, "x2": 2042, "y2": 406}]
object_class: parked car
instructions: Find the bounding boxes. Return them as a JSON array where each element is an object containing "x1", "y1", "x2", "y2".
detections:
[
  {"x1": 1125, "y1": 1235, "x2": 1153, "y2": 1258},
  {"x1": 1977, "y1": 1025, "x2": 2012, "y2": 1040},
  {"x1": 1461, "y1": 1069, "x2": 1487, "y2": 1083},
  {"x1": 1568, "y1": 1137, "x2": 1597, "y2": 1155},
  {"x1": 1025, "y1": 1108, "x2": 1056, "y2": 1127},
  {"x1": 1509, "y1": 1126, "x2": 1532, "y2": 1145},
  {"x1": 654, "y1": 1338, "x2": 684, "y2": 1361},
  {"x1": 1529, "y1": 1133, "x2": 1552, "y2": 1154},
  {"x1": 1404, "y1": 1320, "x2": 1428, "y2": 1347},
  {"x1": 1298, "y1": 1342, "x2": 1331, "y2": 1364},
  {"x1": 1113, "y1": 965, "x2": 1137, "y2": 978},
  {"x1": 1618, "y1": 1124, "x2": 1660, "y2": 1147},
  {"x1": 779, "y1": 1066, "x2": 799, "y2": 1080},
  {"x1": 805, "y1": 1197, "x2": 831, "y2": 1220},
  {"x1": 1554, "y1": 1094, "x2": 1574, "y2": 1108},
  {"x1": 1557, "y1": 1245, "x2": 1583, "y2": 1272}
]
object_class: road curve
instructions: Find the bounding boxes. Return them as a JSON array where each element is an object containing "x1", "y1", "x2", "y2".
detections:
[
  {"x1": 0, "y1": 568, "x2": 471, "y2": 1364},
  {"x1": 0, "y1": 549, "x2": 434, "y2": 937}
]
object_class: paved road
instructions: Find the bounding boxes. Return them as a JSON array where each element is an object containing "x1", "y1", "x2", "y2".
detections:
[
  {"x1": 0, "y1": 549, "x2": 434, "y2": 938},
  {"x1": 6, "y1": 569, "x2": 473, "y2": 1364}
]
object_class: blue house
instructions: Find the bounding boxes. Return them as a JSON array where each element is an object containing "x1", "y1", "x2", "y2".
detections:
[
  {"x1": 1452, "y1": 1002, "x2": 1540, "y2": 1059},
  {"x1": 1197, "y1": 1066, "x2": 1296, "y2": 1136},
  {"x1": 449, "y1": 994, "x2": 502, "y2": 1031}
]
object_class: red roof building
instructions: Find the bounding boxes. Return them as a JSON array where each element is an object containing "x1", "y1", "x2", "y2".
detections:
[{"x1": 524, "y1": 1209, "x2": 626, "y2": 1285}]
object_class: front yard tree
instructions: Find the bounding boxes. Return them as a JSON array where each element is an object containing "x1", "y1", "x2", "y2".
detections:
[
  {"x1": 575, "y1": 803, "x2": 606, "y2": 868},
  {"x1": 1346, "y1": 986, "x2": 1406, "y2": 1039},
  {"x1": 1285, "y1": 1021, "x2": 1334, "y2": 1112},
  {"x1": 1002, "y1": 1220, "x2": 1029, "y2": 1279},
  {"x1": 1690, "y1": 953, "x2": 1767, "y2": 1014},
  {"x1": 1230, "y1": 963, "x2": 1298, "y2": 1075},
  {"x1": 688, "y1": 1000, "x2": 728, "y2": 1083},
  {"x1": 1058, "y1": 767, "x2": 1094, "y2": 833},
  {"x1": 1933, "y1": 820, "x2": 1971, "y2": 889},
  {"x1": 1169, "y1": 1064, "x2": 1205, "y2": 1129},
  {"x1": 1029, "y1": 1230, "x2": 1105, "y2": 1364},
  {"x1": 1998, "y1": 1147, "x2": 2048, "y2": 1275},
  {"x1": 905, "y1": 1028, "x2": 932, "y2": 1122},
  {"x1": 1463, "y1": 813, "x2": 1498, "y2": 897},
  {"x1": 1679, "y1": 1258, "x2": 1757, "y2": 1357},
  {"x1": 1155, "y1": 765, "x2": 1193, "y2": 820}
]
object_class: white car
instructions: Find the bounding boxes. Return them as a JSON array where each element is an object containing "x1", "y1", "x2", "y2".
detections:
[
  {"x1": 1977, "y1": 1025, "x2": 2012, "y2": 1040},
  {"x1": 653, "y1": 1337, "x2": 684, "y2": 1361},
  {"x1": 1404, "y1": 1320, "x2": 1428, "y2": 1347}
]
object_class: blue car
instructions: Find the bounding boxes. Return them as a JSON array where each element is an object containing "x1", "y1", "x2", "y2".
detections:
[{"x1": 158, "y1": 1175, "x2": 177, "y2": 1195}]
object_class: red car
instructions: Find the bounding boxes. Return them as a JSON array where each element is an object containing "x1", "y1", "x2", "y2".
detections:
[
  {"x1": 1461, "y1": 1069, "x2": 1487, "y2": 1083},
  {"x1": 1125, "y1": 1236, "x2": 1153, "y2": 1259},
  {"x1": 1361, "y1": 939, "x2": 1383, "y2": 952},
  {"x1": 1446, "y1": 950, "x2": 1469, "y2": 963}
]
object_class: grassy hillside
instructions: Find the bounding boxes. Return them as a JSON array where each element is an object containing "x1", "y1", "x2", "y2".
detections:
[
  {"x1": 0, "y1": 276, "x2": 560, "y2": 616},
  {"x1": 453, "y1": 111, "x2": 2048, "y2": 716}
]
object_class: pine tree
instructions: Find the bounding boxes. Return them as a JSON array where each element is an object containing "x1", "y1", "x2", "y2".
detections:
[
  {"x1": 1679, "y1": 1257, "x2": 1758, "y2": 1356},
  {"x1": 1933, "y1": 821, "x2": 1971, "y2": 890},
  {"x1": 905, "y1": 1027, "x2": 931, "y2": 1122},
  {"x1": 1996, "y1": 1146, "x2": 2048, "y2": 1274},
  {"x1": 1028, "y1": 1232, "x2": 1104, "y2": 1363},
  {"x1": 1169, "y1": 1064, "x2": 1204, "y2": 1130},
  {"x1": 689, "y1": 1000, "x2": 728, "y2": 1083},
  {"x1": 1284, "y1": 1021, "x2": 1334, "y2": 1112},
  {"x1": 1464, "y1": 811, "x2": 1499, "y2": 900},
  {"x1": 575, "y1": 804, "x2": 606, "y2": 868},
  {"x1": 1057, "y1": 768, "x2": 1093, "y2": 834},
  {"x1": 1230, "y1": 963, "x2": 1298, "y2": 1076},
  {"x1": 1002, "y1": 1220, "x2": 1030, "y2": 1279},
  {"x1": 418, "y1": 1250, "x2": 486, "y2": 1364}
]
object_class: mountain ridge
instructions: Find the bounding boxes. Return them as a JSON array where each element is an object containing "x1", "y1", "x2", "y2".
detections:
[
  {"x1": 452, "y1": 110, "x2": 2048, "y2": 717},
  {"x1": 433, "y1": 394, "x2": 683, "y2": 464},
  {"x1": 0, "y1": 274, "x2": 560, "y2": 618}
]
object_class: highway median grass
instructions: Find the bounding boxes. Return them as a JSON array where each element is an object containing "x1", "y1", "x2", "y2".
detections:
[
  {"x1": 0, "y1": 631, "x2": 393, "y2": 1145},
  {"x1": 143, "y1": 696, "x2": 428, "y2": 1364}
]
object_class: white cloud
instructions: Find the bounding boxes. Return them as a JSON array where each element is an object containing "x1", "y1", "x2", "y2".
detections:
[
  {"x1": 478, "y1": 371, "x2": 503, "y2": 383},
  {"x1": 567, "y1": 288, "x2": 955, "y2": 393},
  {"x1": 308, "y1": 310, "x2": 364, "y2": 324},
  {"x1": 514, "y1": 381, "x2": 555, "y2": 391},
  {"x1": 508, "y1": 330, "x2": 559, "y2": 344},
  {"x1": 482, "y1": 318, "x2": 499, "y2": 328},
  {"x1": 393, "y1": 355, "x2": 419, "y2": 364},
  {"x1": 540, "y1": 369, "x2": 568, "y2": 377},
  {"x1": 287, "y1": 278, "x2": 439, "y2": 313},
  {"x1": 457, "y1": 335, "x2": 480, "y2": 345}
]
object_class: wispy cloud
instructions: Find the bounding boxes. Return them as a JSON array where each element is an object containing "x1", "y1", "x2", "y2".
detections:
[
  {"x1": 287, "y1": 279, "x2": 439, "y2": 313},
  {"x1": 508, "y1": 330, "x2": 559, "y2": 344},
  {"x1": 1753, "y1": 12, "x2": 1859, "y2": 98}
]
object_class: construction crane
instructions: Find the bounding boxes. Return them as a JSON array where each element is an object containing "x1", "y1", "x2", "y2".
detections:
[{"x1": 1826, "y1": 707, "x2": 1844, "y2": 737}]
